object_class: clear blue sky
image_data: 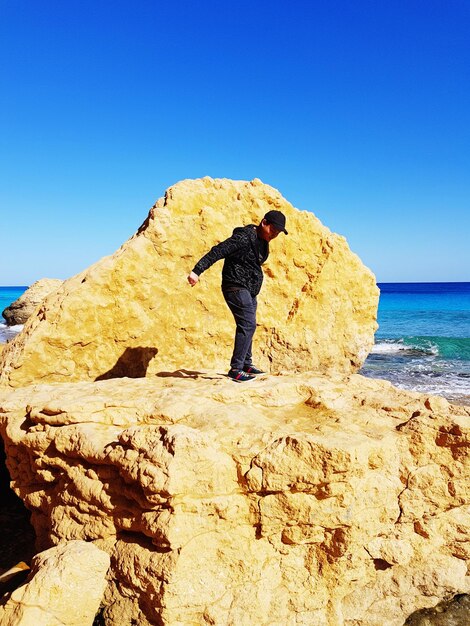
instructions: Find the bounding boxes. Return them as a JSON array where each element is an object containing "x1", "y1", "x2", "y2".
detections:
[{"x1": 1, "y1": 0, "x2": 469, "y2": 285}]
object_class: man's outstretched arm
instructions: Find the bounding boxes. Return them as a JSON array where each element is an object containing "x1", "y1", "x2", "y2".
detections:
[{"x1": 187, "y1": 230, "x2": 248, "y2": 286}]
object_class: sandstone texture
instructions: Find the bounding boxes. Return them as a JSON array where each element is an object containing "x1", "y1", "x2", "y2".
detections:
[
  {"x1": 0, "y1": 178, "x2": 378, "y2": 387},
  {"x1": 0, "y1": 540, "x2": 109, "y2": 626},
  {"x1": 0, "y1": 372, "x2": 468, "y2": 626},
  {"x1": 1, "y1": 279, "x2": 62, "y2": 326}
]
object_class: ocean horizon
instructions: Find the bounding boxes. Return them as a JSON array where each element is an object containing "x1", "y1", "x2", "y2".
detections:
[{"x1": 1, "y1": 282, "x2": 469, "y2": 405}]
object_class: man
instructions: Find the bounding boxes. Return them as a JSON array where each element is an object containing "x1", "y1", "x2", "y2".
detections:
[{"x1": 187, "y1": 209, "x2": 288, "y2": 382}]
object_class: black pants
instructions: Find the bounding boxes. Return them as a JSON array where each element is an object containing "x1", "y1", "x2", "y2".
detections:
[{"x1": 222, "y1": 288, "x2": 257, "y2": 370}]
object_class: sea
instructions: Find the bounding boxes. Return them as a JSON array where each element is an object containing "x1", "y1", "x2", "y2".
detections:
[
  {"x1": 361, "y1": 282, "x2": 470, "y2": 406},
  {"x1": 1, "y1": 283, "x2": 470, "y2": 405}
]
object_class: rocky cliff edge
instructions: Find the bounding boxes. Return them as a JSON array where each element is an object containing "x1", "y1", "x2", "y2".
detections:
[{"x1": 0, "y1": 372, "x2": 469, "y2": 625}]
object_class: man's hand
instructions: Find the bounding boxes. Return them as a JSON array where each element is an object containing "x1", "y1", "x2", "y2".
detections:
[{"x1": 187, "y1": 271, "x2": 199, "y2": 286}]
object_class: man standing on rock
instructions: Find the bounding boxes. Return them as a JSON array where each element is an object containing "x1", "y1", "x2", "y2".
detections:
[{"x1": 187, "y1": 210, "x2": 288, "y2": 382}]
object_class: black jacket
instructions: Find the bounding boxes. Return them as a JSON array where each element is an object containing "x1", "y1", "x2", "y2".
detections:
[{"x1": 192, "y1": 225, "x2": 269, "y2": 296}]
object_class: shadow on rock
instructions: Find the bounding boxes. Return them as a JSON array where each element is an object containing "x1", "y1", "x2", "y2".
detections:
[
  {"x1": 156, "y1": 369, "x2": 223, "y2": 379},
  {"x1": 0, "y1": 438, "x2": 36, "y2": 596},
  {"x1": 405, "y1": 594, "x2": 470, "y2": 625},
  {"x1": 95, "y1": 347, "x2": 158, "y2": 381}
]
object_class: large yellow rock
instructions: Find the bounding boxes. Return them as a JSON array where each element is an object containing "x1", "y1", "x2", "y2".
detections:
[
  {"x1": 0, "y1": 372, "x2": 468, "y2": 625},
  {"x1": 0, "y1": 540, "x2": 109, "y2": 626},
  {"x1": 0, "y1": 178, "x2": 378, "y2": 387}
]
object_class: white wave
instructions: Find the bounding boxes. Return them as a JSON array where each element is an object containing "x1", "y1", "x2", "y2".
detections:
[
  {"x1": 395, "y1": 379, "x2": 470, "y2": 401},
  {"x1": 371, "y1": 341, "x2": 406, "y2": 354},
  {"x1": 0, "y1": 322, "x2": 24, "y2": 343},
  {"x1": 3, "y1": 324, "x2": 24, "y2": 332},
  {"x1": 371, "y1": 340, "x2": 439, "y2": 356}
]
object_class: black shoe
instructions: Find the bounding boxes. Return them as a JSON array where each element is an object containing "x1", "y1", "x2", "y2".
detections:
[
  {"x1": 228, "y1": 369, "x2": 256, "y2": 382},
  {"x1": 243, "y1": 365, "x2": 265, "y2": 375}
]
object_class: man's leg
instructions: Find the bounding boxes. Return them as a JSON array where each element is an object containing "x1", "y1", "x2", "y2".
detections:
[
  {"x1": 222, "y1": 289, "x2": 257, "y2": 371},
  {"x1": 243, "y1": 295, "x2": 257, "y2": 367}
]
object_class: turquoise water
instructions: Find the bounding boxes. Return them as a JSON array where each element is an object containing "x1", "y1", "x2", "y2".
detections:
[
  {"x1": 361, "y1": 283, "x2": 470, "y2": 405},
  {"x1": 1, "y1": 283, "x2": 470, "y2": 404},
  {"x1": 0, "y1": 287, "x2": 27, "y2": 314}
]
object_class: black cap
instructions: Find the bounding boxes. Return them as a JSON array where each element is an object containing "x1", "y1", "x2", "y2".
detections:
[{"x1": 264, "y1": 210, "x2": 288, "y2": 234}]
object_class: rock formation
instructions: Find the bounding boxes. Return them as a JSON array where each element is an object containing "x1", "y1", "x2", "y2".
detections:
[
  {"x1": 0, "y1": 178, "x2": 378, "y2": 387},
  {"x1": 0, "y1": 373, "x2": 468, "y2": 626},
  {"x1": 0, "y1": 540, "x2": 109, "y2": 626},
  {"x1": 1, "y1": 178, "x2": 466, "y2": 624},
  {"x1": 1, "y1": 279, "x2": 62, "y2": 326}
]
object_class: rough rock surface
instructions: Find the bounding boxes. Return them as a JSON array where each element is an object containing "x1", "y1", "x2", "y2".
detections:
[
  {"x1": 0, "y1": 540, "x2": 109, "y2": 626},
  {"x1": 1, "y1": 279, "x2": 62, "y2": 326},
  {"x1": 0, "y1": 178, "x2": 378, "y2": 387},
  {"x1": 0, "y1": 373, "x2": 468, "y2": 626}
]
